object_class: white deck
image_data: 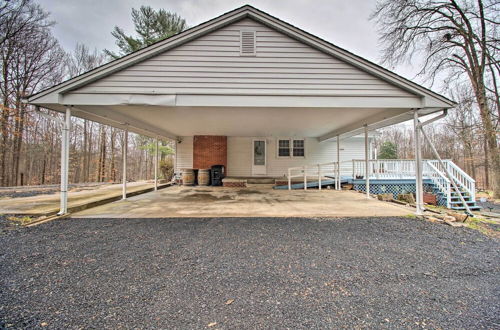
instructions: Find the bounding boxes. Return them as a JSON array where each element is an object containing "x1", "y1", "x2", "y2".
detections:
[{"x1": 289, "y1": 159, "x2": 476, "y2": 209}]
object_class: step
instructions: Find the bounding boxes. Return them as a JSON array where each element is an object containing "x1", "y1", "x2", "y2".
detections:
[
  {"x1": 450, "y1": 196, "x2": 472, "y2": 200},
  {"x1": 435, "y1": 193, "x2": 471, "y2": 199},
  {"x1": 436, "y1": 192, "x2": 471, "y2": 197},
  {"x1": 451, "y1": 205, "x2": 482, "y2": 211},
  {"x1": 221, "y1": 178, "x2": 247, "y2": 188},
  {"x1": 450, "y1": 201, "x2": 477, "y2": 205}
]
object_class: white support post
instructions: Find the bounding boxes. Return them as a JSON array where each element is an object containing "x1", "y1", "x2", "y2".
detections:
[
  {"x1": 318, "y1": 164, "x2": 322, "y2": 190},
  {"x1": 154, "y1": 137, "x2": 159, "y2": 191},
  {"x1": 414, "y1": 111, "x2": 424, "y2": 215},
  {"x1": 364, "y1": 125, "x2": 370, "y2": 198},
  {"x1": 288, "y1": 168, "x2": 291, "y2": 190},
  {"x1": 375, "y1": 146, "x2": 380, "y2": 180},
  {"x1": 318, "y1": 164, "x2": 321, "y2": 190},
  {"x1": 336, "y1": 135, "x2": 341, "y2": 190},
  {"x1": 174, "y1": 140, "x2": 178, "y2": 184},
  {"x1": 122, "y1": 130, "x2": 128, "y2": 200},
  {"x1": 58, "y1": 107, "x2": 71, "y2": 215},
  {"x1": 303, "y1": 166, "x2": 307, "y2": 191}
]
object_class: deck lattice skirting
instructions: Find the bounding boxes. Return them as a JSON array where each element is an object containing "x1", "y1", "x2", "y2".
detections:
[{"x1": 352, "y1": 180, "x2": 447, "y2": 206}]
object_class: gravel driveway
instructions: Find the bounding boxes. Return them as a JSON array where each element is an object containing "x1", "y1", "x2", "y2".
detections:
[{"x1": 1, "y1": 217, "x2": 498, "y2": 329}]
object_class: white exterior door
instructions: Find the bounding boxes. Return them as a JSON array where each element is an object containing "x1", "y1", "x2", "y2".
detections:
[{"x1": 252, "y1": 139, "x2": 266, "y2": 176}]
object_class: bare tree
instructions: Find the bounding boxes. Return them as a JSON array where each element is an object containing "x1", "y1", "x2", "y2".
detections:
[
  {"x1": 0, "y1": 0, "x2": 52, "y2": 47},
  {"x1": 446, "y1": 85, "x2": 481, "y2": 179},
  {"x1": 372, "y1": 0, "x2": 500, "y2": 197},
  {"x1": 9, "y1": 28, "x2": 65, "y2": 185},
  {"x1": 0, "y1": 0, "x2": 63, "y2": 186},
  {"x1": 65, "y1": 43, "x2": 106, "y2": 183},
  {"x1": 65, "y1": 43, "x2": 106, "y2": 77}
]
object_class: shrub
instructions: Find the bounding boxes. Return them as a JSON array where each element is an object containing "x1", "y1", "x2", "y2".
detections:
[{"x1": 159, "y1": 158, "x2": 174, "y2": 181}]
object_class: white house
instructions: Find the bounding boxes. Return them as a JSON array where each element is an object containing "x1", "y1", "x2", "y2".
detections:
[
  {"x1": 175, "y1": 135, "x2": 373, "y2": 179},
  {"x1": 27, "y1": 5, "x2": 478, "y2": 215}
]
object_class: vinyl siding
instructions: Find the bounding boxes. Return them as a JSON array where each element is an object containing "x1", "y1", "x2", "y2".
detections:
[
  {"x1": 75, "y1": 18, "x2": 414, "y2": 97},
  {"x1": 175, "y1": 136, "x2": 193, "y2": 171},
  {"x1": 227, "y1": 137, "x2": 252, "y2": 176},
  {"x1": 227, "y1": 136, "x2": 368, "y2": 177}
]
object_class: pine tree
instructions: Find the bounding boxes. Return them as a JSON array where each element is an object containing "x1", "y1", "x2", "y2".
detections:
[
  {"x1": 378, "y1": 141, "x2": 397, "y2": 160},
  {"x1": 105, "y1": 6, "x2": 187, "y2": 59}
]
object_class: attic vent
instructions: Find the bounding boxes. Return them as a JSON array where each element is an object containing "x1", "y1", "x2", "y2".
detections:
[{"x1": 240, "y1": 30, "x2": 256, "y2": 56}]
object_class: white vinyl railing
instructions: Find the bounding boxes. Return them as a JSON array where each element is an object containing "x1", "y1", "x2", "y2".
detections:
[
  {"x1": 424, "y1": 161, "x2": 452, "y2": 208},
  {"x1": 287, "y1": 162, "x2": 339, "y2": 190},
  {"x1": 288, "y1": 159, "x2": 475, "y2": 209},
  {"x1": 352, "y1": 159, "x2": 417, "y2": 179},
  {"x1": 427, "y1": 160, "x2": 476, "y2": 202}
]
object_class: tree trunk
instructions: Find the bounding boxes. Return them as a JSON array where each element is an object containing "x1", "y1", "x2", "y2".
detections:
[
  {"x1": 475, "y1": 86, "x2": 500, "y2": 197},
  {"x1": 41, "y1": 155, "x2": 46, "y2": 185},
  {"x1": 109, "y1": 129, "x2": 116, "y2": 182},
  {"x1": 1, "y1": 56, "x2": 10, "y2": 186},
  {"x1": 12, "y1": 100, "x2": 26, "y2": 186},
  {"x1": 99, "y1": 126, "x2": 106, "y2": 182},
  {"x1": 484, "y1": 133, "x2": 489, "y2": 189},
  {"x1": 96, "y1": 126, "x2": 103, "y2": 182}
]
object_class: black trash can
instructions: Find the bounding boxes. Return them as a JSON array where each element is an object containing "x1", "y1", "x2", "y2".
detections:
[{"x1": 211, "y1": 165, "x2": 225, "y2": 186}]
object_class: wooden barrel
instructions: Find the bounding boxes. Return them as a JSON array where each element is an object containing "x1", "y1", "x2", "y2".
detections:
[
  {"x1": 182, "y1": 169, "x2": 195, "y2": 186},
  {"x1": 198, "y1": 169, "x2": 210, "y2": 186}
]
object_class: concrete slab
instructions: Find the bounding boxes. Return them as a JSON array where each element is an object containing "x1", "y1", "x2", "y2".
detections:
[
  {"x1": 72, "y1": 185, "x2": 414, "y2": 218},
  {"x1": 0, "y1": 182, "x2": 163, "y2": 216}
]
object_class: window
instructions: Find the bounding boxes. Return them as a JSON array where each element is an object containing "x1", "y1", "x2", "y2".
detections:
[
  {"x1": 240, "y1": 30, "x2": 256, "y2": 56},
  {"x1": 277, "y1": 138, "x2": 305, "y2": 158},
  {"x1": 293, "y1": 139, "x2": 305, "y2": 157},
  {"x1": 278, "y1": 139, "x2": 290, "y2": 157}
]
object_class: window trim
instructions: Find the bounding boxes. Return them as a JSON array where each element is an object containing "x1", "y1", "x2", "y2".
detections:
[
  {"x1": 277, "y1": 138, "x2": 291, "y2": 158},
  {"x1": 276, "y1": 138, "x2": 306, "y2": 158},
  {"x1": 292, "y1": 138, "x2": 305, "y2": 158}
]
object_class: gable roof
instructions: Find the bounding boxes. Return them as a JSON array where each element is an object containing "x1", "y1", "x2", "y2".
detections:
[{"x1": 28, "y1": 5, "x2": 455, "y2": 108}]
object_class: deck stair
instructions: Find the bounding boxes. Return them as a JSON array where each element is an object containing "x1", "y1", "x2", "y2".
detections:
[
  {"x1": 430, "y1": 184, "x2": 481, "y2": 211},
  {"x1": 424, "y1": 160, "x2": 481, "y2": 211}
]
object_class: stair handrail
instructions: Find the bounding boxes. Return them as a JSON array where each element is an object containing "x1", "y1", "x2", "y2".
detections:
[
  {"x1": 427, "y1": 160, "x2": 475, "y2": 202},
  {"x1": 424, "y1": 160, "x2": 452, "y2": 208},
  {"x1": 441, "y1": 160, "x2": 476, "y2": 202}
]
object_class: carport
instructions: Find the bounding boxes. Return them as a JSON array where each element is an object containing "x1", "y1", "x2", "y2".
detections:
[{"x1": 25, "y1": 5, "x2": 455, "y2": 217}]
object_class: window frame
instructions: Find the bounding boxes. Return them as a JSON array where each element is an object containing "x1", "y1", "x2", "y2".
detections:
[
  {"x1": 276, "y1": 138, "x2": 306, "y2": 158},
  {"x1": 292, "y1": 139, "x2": 305, "y2": 158},
  {"x1": 277, "y1": 138, "x2": 291, "y2": 158}
]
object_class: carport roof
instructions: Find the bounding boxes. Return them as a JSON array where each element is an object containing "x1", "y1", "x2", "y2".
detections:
[{"x1": 26, "y1": 5, "x2": 455, "y2": 140}]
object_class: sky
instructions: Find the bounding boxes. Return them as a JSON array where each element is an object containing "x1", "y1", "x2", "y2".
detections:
[{"x1": 41, "y1": 0, "x2": 421, "y2": 82}]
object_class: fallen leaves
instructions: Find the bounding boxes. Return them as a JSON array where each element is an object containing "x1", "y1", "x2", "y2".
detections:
[
  {"x1": 207, "y1": 321, "x2": 217, "y2": 327},
  {"x1": 225, "y1": 299, "x2": 234, "y2": 305}
]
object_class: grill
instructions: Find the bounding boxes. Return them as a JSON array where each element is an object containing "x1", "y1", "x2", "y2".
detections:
[{"x1": 210, "y1": 165, "x2": 225, "y2": 186}]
